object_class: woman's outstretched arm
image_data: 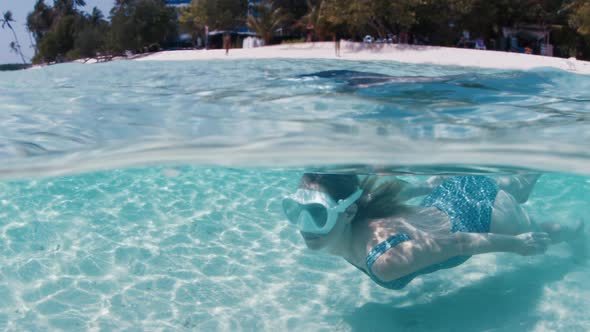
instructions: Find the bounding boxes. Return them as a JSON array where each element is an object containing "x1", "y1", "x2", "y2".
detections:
[
  {"x1": 456, "y1": 232, "x2": 551, "y2": 256},
  {"x1": 371, "y1": 231, "x2": 551, "y2": 282}
]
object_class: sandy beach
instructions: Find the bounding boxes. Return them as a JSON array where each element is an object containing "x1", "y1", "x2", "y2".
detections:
[{"x1": 136, "y1": 41, "x2": 590, "y2": 74}]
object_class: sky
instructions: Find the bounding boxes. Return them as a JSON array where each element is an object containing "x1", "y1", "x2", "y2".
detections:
[{"x1": 0, "y1": 0, "x2": 113, "y2": 64}]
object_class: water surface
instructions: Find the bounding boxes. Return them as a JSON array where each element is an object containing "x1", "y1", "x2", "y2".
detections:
[{"x1": 0, "y1": 60, "x2": 589, "y2": 331}]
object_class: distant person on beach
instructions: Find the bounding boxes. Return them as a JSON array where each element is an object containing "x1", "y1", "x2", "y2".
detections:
[
  {"x1": 399, "y1": 31, "x2": 409, "y2": 44},
  {"x1": 475, "y1": 37, "x2": 486, "y2": 50},
  {"x1": 457, "y1": 36, "x2": 467, "y2": 48},
  {"x1": 306, "y1": 23, "x2": 314, "y2": 43},
  {"x1": 334, "y1": 34, "x2": 341, "y2": 57},
  {"x1": 282, "y1": 174, "x2": 585, "y2": 290},
  {"x1": 223, "y1": 33, "x2": 231, "y2": 55}
]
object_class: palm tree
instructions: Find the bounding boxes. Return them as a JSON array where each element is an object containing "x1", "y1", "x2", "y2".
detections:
[
  {"x1": 179, "y1": 0, "x2": 208, "y2": 47},
  {"x1": 89, "y1": 7, "x2": 105, "y2": 25},
  {"x1": 1, "y1": 11, "x2": 28, "y2": 64},
  {"x1": 247, "y1": 1, "x2": 289, "y2": 45},
  {"x1": 567, "y1": 0, "x2": 590, "y2": 36},
  {"x1": 299, "y1": 0, "x2": 332, "y2": 41},
  {"x1": 54, "y1": 0, "x2": 86, "y2": 17},
  {"x1": 27, "y1": 0, "x2": 55, "y2": 44}
]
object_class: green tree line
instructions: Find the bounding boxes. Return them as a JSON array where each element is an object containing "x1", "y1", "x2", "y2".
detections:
[
  {"x1": 25, "y1": 0, "x2": 177, "y2": 63},
  {"x1": 4, "y1": 0, "x2": 590, "y2": 64}
]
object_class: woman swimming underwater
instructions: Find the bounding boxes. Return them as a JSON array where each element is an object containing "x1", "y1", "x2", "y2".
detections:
[{"x1": 282, "y1": 174, "x2": 585, "y2": 290}]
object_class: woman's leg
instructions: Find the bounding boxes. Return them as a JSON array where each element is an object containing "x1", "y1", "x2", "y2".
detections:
[
  {"x1": 494, "y1": 174, "x2": 541, "y2": 204},
  {"x1": 490, "y1": 189, "x2": 537, "y2": 235},
  {"x1": 491, "y1": 189, "x2": 585, "y2": 243},
  {"x1": 538, "y1": 219, "x2": 585, "y2": 244}
]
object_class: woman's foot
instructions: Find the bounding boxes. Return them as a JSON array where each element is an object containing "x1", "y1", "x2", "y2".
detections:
[
  {"x1": 495, "y1": 174, "x2": 541, "y2": 204},
  {"x1": 567, "y1": 220, "x2": 588, "y2": 262},
  {"x1": 541, "y1": 220, "x2": 585, "y2": 244}
]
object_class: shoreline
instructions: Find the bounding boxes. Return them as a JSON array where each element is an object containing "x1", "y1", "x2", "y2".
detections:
[{"x1": 136, "y1": 41, "x2": 590, "y2": 74}]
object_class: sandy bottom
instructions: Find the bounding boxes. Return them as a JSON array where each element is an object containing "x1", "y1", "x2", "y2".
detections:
[{"x1": 0, "y1": 168, "x2": 588, "y2": 331}]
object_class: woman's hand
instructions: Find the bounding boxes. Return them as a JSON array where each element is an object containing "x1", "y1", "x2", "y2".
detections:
[{"x1": 514, "y1": 232, "x2": 551, "y2": 256}]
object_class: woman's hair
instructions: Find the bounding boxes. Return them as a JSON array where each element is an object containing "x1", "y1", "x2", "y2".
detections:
[{"x1": 300, "y1": 173, "x2": 406, "y2": 223}]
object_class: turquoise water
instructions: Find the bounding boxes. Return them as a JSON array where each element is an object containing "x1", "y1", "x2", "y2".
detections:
[{"x1": 0, "y1": 60, "x2": 589, "y2": 331}]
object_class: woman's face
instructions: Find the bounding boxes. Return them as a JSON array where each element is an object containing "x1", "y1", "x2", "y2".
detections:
[
  {"x1": 296, "y1": 182, "x2": 349, "y2": 251},
  {"x1": 299, "y1": 215, "x2": 346, "y2": 251}
]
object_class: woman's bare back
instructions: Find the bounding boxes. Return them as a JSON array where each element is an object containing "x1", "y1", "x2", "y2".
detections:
[{"x1": 348, "y1": 206, "x2": 453, "y2": 267}]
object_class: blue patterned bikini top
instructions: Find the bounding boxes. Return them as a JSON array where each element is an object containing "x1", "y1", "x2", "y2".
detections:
[{"x1": 359, "y1": 234, "x2": 470, "y2": 290}]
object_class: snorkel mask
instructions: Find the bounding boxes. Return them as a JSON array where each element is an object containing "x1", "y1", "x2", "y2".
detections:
[{"x1": 282, "y1": 188, "x2": 363, "y2": 235}]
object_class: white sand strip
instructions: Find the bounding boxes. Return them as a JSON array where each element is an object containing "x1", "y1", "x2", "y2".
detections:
[{"x1": 137, "y1": 41, "x2": 590, "y2": 74}]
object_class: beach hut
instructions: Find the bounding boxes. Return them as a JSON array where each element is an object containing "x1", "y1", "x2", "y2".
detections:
[
  {"x1": 501, "y1": 25, "x2": 552, "y2": 56},
  {"x1": 165, "y1": 0, "x2": 191, "y2": 6},
  {"x1": 207, "y1": 30, "x2": 259, "y2": 49}
]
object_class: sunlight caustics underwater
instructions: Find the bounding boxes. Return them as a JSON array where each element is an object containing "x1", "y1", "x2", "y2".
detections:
[{"x1": 0, "y1": 59, "x2": 589, "y2": 331}]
